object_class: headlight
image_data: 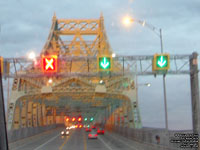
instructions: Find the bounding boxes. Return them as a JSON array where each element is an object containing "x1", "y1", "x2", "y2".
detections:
[
  {"x1": 61, "y1": 131, "x2": 64, "y2": 134},
  {"x1": 66, "y1": 131, "x2": 69, "y2": 134}
]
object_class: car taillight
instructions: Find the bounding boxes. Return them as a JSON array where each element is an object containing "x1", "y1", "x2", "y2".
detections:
[
  {"x1": 89, "y1": 134, "x2": 92, "y2": 136},
  {"x1": 102, "y1": 130, "x2": 104, "y2": 133},
  {"x1": 95, "y1": 134, "x2": 98, "y2": 136}
]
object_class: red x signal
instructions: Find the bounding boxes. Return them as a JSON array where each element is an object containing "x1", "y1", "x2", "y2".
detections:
[{"x1": 42, "y1": 55, "x2": 57, "y2": 73}]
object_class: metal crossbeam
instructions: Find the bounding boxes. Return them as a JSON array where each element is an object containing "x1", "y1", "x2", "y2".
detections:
[{"x1": 2, "y1": 54, "x2": 194, "y2": 78}]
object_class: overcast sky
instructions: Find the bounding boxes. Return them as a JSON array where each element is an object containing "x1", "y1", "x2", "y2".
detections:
[{"x1": 1, "y1": 0, "x2": 200, "y2": 130}]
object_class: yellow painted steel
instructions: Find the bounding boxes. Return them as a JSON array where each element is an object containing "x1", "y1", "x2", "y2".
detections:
[
  {"x1": 27, "y1": 101, "x2": 33, "y2": 127},
  {"x1": 0, "y1": 57, "x2": 3, "y2": 74},
  {"x1": 42, "y1": 104, "x2": 47, "y2": 126},
  {"x1": 32, "y1": 103, "x2": 38, "y2": 127},
  {"x1": 21, "y1": 100, "x2": 27, "y2": 128},
  {"x1": 7, "y1": 14, "x2": 141, "y2": 130},
  {"x1": 13, "y1": 106, "x2": 20, "y2": 129}
]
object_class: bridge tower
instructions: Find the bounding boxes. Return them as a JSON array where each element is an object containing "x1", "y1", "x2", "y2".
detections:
[{"x1": 7, "y1": 14, "x2": 142, "y2": 130}]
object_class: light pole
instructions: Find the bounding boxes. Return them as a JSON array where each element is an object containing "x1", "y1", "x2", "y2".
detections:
[
  {"x1": 135, "y1": 81, "x2": 151, "y2": 128},
  {"x1": 123, "y1": 16, "x2": 168, "y2": 131}
]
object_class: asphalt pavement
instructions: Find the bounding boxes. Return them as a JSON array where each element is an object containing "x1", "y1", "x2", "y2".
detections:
[{"x1": 9, "y1": 127, "x2": 158, "y2": 150}]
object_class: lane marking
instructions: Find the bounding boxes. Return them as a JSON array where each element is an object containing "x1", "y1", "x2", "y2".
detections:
[
  {"x1": 59, "y1": 130, "x2": 74, "y2": 150},
  {"x1": 10, "y1": 127, "x2": 59, "y2": 145},
  {"x1": 10, "y1": 128, "x2": 60, "y2": 150},
  {"x1": 83, "y1": 130, "x2": 87, "y2": 150},
  {"x1": 98, "y1": 136, "x2": 113, "y2": 150},
  {"x1": 59, "y1": 136, "x2": 70, "y2": 150},
  {"x1": 33, "y1": 133, "x2": 60, "y2": 150},
  {"x1": 107, "y1": 133, "x2": 139, "y2": 150}
]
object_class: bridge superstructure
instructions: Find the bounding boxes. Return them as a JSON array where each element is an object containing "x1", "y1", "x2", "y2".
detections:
[{"x1": 6, "y1": 14, "x2": 141, "y2": 131}]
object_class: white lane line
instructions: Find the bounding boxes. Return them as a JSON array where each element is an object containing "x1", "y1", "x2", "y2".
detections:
[
  {"x1": 107, "y1": 134, "x2": 139, "y2": 150},
  {"x1": 33, "y1": 133, "x2": 60, "y2": 150},
  {"x1": 98, "y1": 136, "x2": 113, "y2": 150}
]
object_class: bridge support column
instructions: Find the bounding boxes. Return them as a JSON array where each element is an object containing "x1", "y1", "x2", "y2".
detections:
[
  {"x1": 27, "y1": 101, "x2": 33, "y2": 127},
  {"x1": 42, "y1": 104, "x2": 47, "y2": 126},
  {"x1": 32, "y1": 103, "x2": 38, "y2": 127},
  {"x1": 13, "y1": 105, "x2": 20, "y2": 129},
  {"x1": 53, "y1": 107, "x2": 56, "y2": 124},
  {"x1": 21, "y1": 100, "x2": 27, "y2": 128},
  {"x1": 123, "y1": 103, "x2": 129, "y2": 128},
  {"x1": 37, "y1": 103, "x2": 42, "y2": 126},
  {"x1": 123, "y1": 88, "x2": 142, "y2": 128},
  {"x1": 47, "y1": 107, "x2": 53, "y2": 125},
  {"x1": 119, "y1": 106, "x2": 124, "y2": 127},
  {"x1": 115, "y1": 108, "x2": 120, "y2": 126}
]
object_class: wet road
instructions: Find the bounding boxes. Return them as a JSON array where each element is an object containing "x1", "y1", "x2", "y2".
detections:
[{"x1": 9, "y1": 127, "x2": 163, "y2": 150}]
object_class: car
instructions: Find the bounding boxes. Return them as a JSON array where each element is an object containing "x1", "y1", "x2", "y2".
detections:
[
  {"x1": 85, "y1": 128, "x2": 91, "y2": 132},
  {"x1": 61, "y1": 130, "x2": 69, "y2": 136},
  {"x1": 91, "y1": 125, "x2": 96, "y2": 129},
  {"x1": 88, "y1": 131, "x2": 98, "y2": 139},
  {"x1": 97, "y1": 128, "x2": 104, "y2": 135}
]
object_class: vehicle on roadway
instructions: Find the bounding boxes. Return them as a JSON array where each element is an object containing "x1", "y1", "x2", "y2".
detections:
[
  {"x1": 88, "y1": 130, "x2": 98, "y2": 139},
  {"x1": 91, "y1": 125, "x2": 96, "y2": 129},
  {"x1": 85, "y1": 127, "x2": 91, "y2": 132},
  {"x1": 61, "y1": 130, "x2": 69, "y2": 136},
  {"x1": 97, "y1": 128, "x2": 104, "y2": 135}
]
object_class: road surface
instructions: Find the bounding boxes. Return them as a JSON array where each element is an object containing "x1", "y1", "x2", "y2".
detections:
[{"x1": 9, "y1": 127, "x2": 169, "y2": 150}]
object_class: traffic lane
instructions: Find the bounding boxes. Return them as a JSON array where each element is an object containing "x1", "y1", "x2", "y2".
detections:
[
  {"x1": 98, "y1": 134, "x2": 132, "y2": 150},
  {"x1": 9, "y1": 127, "x2": 64, "y2": 150},
  {"x1": 62, "y1": 129, "x2": 112, "y2": 150},
  {"x1": 85, "y1": 130, "x2": 112, "y2": 150},
  {"x1": 61, "y1": 129, "x2": 86, "y2": 150},
  {"x1": 38, "y1": 129, "x2": 74, "y2": 150}
]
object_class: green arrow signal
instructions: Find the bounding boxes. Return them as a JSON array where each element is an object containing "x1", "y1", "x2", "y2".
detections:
[
  {"x1": 101, "y1": 57, "x2": 109, "y2": 69},
  {"x1": 156, "y1": 56, "x2": 168, "y2": 68},
  {"x1": 99, "y1": 57, "x2": 111, "y2": 70}
]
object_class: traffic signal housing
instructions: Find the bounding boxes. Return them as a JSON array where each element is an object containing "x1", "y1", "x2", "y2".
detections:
[
  {"x1": 0, "y1": 57, "x2": 3, "y2": 74},
  {"x1": 90, "y1": 117, "x2": 94, "y2": 122},
  {"x1": 72, "y1": 117, "x2": 76, "y2": 122},
  {"x1": 97, "y1": 56, "x2": 112, "y2": 71},
  {"x1": 78, "y1": 117, "x2": 82, "y2": 122},
  {"x1": 66, "y1": 117, "x2": 69, "y2": 122},
  {"x1": 42, "y1": 55, "x2": 58, "y2": 73},
  {"x1": 153, "y1": 54, "x2": 170, "y2": 72}
]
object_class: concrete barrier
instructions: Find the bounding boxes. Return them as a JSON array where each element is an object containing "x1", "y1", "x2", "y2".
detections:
[
  {"x1": 111, "y1": 126, "x2": 194, "y2": 149},
  {"x1": 7, "y1": 124, "x2": 64, "y2": 143}
]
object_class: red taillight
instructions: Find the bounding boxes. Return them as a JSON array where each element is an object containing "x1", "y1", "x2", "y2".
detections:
[
  {"x1": 89, "y1": 129, "x2": 91, "y2": 132},
  {"x1": 89, "y1": 134, "x2": 92, "y2": 136},
  {"x1": 79, "y1": 125, "x2": 82, "y2": 128},
  {"x1": 95, "y1": 134, "x2": 98, "y2": 136},
  {"x1": 102, "y1": 130, "x2": 104, "y2": 133}
]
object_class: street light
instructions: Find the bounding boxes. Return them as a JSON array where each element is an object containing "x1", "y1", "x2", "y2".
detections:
[
  {"x1": 28, "y1": 51, "x2": 36, "y2": 60},
  {"x1": 112, "y1": 53, "x2": 116, "y2": 58},
  {"x1": 48, "y1": 78, "x2": 53, "y2": 84},
  {"x1": 138, "y1": 83, "x2": 151, "y2": 87},
  {"x1": 123, "y1": 16, "x2": 168, "y2": 131}
]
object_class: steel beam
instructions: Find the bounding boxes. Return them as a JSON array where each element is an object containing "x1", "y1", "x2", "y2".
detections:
[
  {"x1": 189, "y1": 52, "x2": 200, "y2": 135},
  {"x1": 0, "y1": 59, "x2": 9, "y2": 150}
]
